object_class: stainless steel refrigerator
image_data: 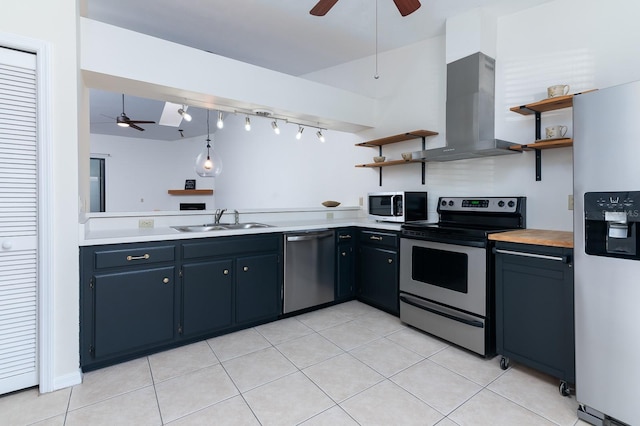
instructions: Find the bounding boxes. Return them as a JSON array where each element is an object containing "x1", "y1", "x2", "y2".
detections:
[{"x1": 573, "y1": 81, "x2": 640, "y2": 426}]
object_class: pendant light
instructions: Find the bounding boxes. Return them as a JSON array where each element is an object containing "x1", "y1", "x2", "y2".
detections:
[{"x1": 195, "y1": 110, "x2": 222, "y2": 177}]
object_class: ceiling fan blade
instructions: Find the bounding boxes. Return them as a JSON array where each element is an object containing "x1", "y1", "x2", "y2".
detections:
[
  {"x1": 310, "y1": 0, "x2": 339, "y2": 16},
  {"x1": 393, "y1": 0, "x2": 421, "y2": 16},
  {"x1": 128, "y1": 123, "x2": 145, "y2": 131},
  {"x1": 127, "y1": 120, "x2": 156, "y2": 124}
]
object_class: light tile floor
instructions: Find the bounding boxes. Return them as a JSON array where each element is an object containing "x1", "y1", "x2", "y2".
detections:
[{"x1": 0, "y1": 301, "x2": 591, "y2": 426}]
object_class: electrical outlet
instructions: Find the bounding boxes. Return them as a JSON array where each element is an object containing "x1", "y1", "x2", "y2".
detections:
[
  {"x1": 359, "y1": 196, "x2": 364, "y2": 206},
  {"x1": 568, "y1": 195, "x2": 574, "y2": 210},
  {"x1": 138, "y1": 219, "x2": 154, "y2": 228}
]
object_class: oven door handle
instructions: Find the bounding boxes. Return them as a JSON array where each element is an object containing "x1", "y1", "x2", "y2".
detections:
[
  {"x1": 493, "y1": 248, "x2": 570, "y2": 263},
  {"x1": 400, "y1": 295, "x2": 484, "y2": 328}
]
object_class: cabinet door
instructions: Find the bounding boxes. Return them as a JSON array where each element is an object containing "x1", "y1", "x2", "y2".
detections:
[
  {"x1": 495, "y1": 245, "x2": 574, "y2": 382},
  {"x1": 236, "y1": 253, "x2": 281, "y2": 325},
  {"x1": 337, "y1": 244, "x2": 355, "y2": 300},
  {"x1": 358, "y1": 245, "x2": 399, "y2": 314},
  {"x1": 182, "y1": 259, "x2": 233, "y2": 338},
  {"x1": 92, "y1": 266, "x2": 176, "y2": 360}
]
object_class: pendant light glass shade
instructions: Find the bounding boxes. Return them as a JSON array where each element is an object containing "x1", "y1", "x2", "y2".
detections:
[{"x1": 195, "y1": 110, "x2": 222, "y2": 177}]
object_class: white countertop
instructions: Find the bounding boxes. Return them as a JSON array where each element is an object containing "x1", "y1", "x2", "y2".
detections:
[{"x1": 80, "y1": 217, "x2": 403, "y2": 246}]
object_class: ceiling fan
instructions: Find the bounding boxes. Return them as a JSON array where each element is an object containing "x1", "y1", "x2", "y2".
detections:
[
  {"x1": 310, "y1": 0, "x2": 421, "y2": 17},
  {"x1": 115, "y1": 94, "x2": 155, "y2": 131}
]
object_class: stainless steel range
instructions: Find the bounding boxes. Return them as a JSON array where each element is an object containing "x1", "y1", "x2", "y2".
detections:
[{"x1": 400, "y1": 196, "x2": 526, "y2": 357}]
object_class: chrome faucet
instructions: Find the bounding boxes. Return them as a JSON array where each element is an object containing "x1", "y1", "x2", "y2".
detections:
[
  {"x1": 213, "y1": 208, "x2": 226, "y2": 224},
  {"x1": 233, "y1": 210, "x2": 240, "y2": 225}
]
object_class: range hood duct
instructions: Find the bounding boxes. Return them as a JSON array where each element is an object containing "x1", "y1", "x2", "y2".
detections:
[{"x1": 414, "y1": 52, "x2": 518, "y2": 162}]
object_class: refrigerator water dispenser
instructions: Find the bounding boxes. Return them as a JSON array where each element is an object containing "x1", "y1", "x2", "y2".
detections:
[{"x1": 584, "y1": 191, "x2": 640, "y2": 259}]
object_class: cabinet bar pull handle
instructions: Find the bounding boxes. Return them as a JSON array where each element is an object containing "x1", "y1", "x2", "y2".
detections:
[
  {"x1": 162, "y1": 277, "x2": 170, "y2": 284},
  {"x1": 339, "y1": 235, "x2": 352, "y2": 240},
  {"x1": 370, "y1": 235, "x2": 383, "y2": 241},
  {"x1": 223, "y1": 269, "x2": 229, "y2": 275},
  {"x1": 494, "y1": 248, "x2": 568, "y2": 263},
  {"x1": 126, "y1": 253, "x2": 150, "y2": 261},
  {"x1": 243, "y1": 266, "x2": 249, "y2": 272}
]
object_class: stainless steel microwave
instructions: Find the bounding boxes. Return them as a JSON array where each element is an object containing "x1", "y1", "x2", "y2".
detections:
[{"x1": 368, "y1": 191, "x2": 428, "y2": 222}]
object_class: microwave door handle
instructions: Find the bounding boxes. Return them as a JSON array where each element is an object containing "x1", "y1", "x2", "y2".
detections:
[{"x1": 392, "y1": 195, "x2": 400, "y2": 216}]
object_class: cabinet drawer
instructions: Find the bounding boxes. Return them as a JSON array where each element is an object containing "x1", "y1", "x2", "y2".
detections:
[
  {"x1": 359, "y1": 229, "x2": 399, "y2": 249},
  {"x1": 336, "y1": 228, "x2": 355, "y2": 243},
  {"x1": 182, "y1": 234, "x2": 280, "y2": 260},
  {"x1": 94, "y1": 244, "x2": 175, "y2": 269}
]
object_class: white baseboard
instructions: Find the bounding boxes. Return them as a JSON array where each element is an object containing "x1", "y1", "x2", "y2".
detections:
[{"x1": 48, "y1": 370, "x2": 82, "y2": 392}]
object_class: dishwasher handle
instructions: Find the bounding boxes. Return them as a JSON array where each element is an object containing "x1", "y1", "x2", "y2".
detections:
[{"x1": 286, "y1": 230, "x2": 334, "y2": 242}]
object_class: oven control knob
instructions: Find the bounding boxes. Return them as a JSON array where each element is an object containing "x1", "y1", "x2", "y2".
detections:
[
  {"x1": 448, "y1": 200, "x2": 454, "y2": 206},
  {"x1": 441, "y1": 200, "x2": 447, "y2": 206},
  {"x1": 498, "y1": 200, "x2": 505, "y2": 207},
  {"x1": 508, "y1": 200, "x2": 515, "y2": 208}
]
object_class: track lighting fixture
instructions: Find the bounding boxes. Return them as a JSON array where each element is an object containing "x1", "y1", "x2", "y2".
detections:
[
  {"x1": 217, "y1": 111, "x2": 224, "y2": 129},
  {"x1": 316, "y1": 130, "x2": 325, "y2": 143},
  {"x1": 195, "y1": 110, "x2": 222, "y2": 177},
  {"x1": 245, "y1": 116, "x2": 251, "y2": 131},
  {"x1": 271, "y1": 120, "x2": 280, "y2": 135},
  {"x1": 178, "y1": 106, "x2": 192, "y2": 122},
  {"x1": 296, "y1": 126, "x2": 304, "y2": 140}
]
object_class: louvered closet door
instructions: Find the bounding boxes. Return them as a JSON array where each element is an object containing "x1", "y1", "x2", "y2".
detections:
[{"x1": 0, "y1": 46, "x2": 38, "y2": 394}]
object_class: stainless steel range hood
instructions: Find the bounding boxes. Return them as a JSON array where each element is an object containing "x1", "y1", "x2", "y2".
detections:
[{"x1": 414, "y1": 52, "x2": 518, "y2": 162}]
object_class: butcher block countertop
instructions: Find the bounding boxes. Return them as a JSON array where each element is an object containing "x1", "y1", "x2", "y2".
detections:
[{"x1": 489, "y1": 229, "x2": 574, "y2": 248}]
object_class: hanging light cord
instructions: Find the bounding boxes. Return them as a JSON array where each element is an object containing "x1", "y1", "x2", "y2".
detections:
[
  {"x1": 374, "y1": 0, "x2": 379, "y2": 80},
  {"x1": 206, "y1": 111, "x2": 211, "y2": 157}
]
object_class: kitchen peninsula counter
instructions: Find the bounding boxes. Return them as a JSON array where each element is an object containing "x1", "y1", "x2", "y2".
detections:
[
  {"x1": 79, "y1": 208, "x2": 404, "y2": 246},
  {"x1": 489, "y1": 229, "x2": 573, "y2": 248}
]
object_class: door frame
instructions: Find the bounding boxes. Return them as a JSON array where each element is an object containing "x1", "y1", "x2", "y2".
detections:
[{"x1": 1, "y1": 32, "x2": 54, "y2": 393}]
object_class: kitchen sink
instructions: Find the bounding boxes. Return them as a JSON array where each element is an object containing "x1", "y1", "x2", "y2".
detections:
[
  {"x1": 172, "y1": 222, "x2": 273, "y2": 232},
  {"x1": 221, "y1": 222, "x2": 274, "y2": 229},
  {"x1": 171, "y1": 225, "x2": 228, "y2": 232}
]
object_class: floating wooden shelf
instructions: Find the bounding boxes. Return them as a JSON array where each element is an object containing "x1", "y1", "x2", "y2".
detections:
[
  {"x1": 356, "y1": 159, "x2": 424, "y2": 168},
  {"x1": 355, "y1": 130, "x2": 439, "y2": 147},
  {"x1": 355, "y1": 130, "x2": 438, "y2": 186},
  {"x1": 167, "y1": 189, "x2": 214, "y2": 195},
  {"x1": 510, "y1": 90, "x2": 597, "y2": 116},
  {"x1": 509, "y1": 138, "x2": 573, "y2": 152}
]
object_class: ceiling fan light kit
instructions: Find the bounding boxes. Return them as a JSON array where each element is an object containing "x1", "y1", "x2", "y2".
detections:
[{"x1": 116, "y1": 94, "x2": 155, "y2": 131}]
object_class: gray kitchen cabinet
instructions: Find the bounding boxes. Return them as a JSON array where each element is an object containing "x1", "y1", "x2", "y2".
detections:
[
  {"x1": 336, "y1": 228, "x2": 356, "y2": 301},
  {"x1": 181, "y1": 258, "x2": 234, "y2": 339},
  {"x1": 80, "y1": 233, "x2": 282, "y2": 371},
  {"x1": 357, "y1": 229, "x2": 400, "y2": 315},
  {"x1": 235, "y1": 253, "x2": 281, "y2": 325},
  {"x1": 494, "y1": 241, "x2": 575, "y2": 395},
  {"x1": 80, "y1": 241, "x2": 179, "y2": 371},
  {"x1": 181, "y1": 233, "x2": 282, "y2": 330}
]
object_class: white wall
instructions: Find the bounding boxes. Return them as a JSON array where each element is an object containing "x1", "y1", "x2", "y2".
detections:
[
  {"x1": 91, "y1": 134, "x2": 215, "y2": 211},
  {"x1": 296, "y1": 0, "x2": 640, "y2": 231},
  {"x1": 1, "y1": 0, "x2": 80, "y2": 389}
]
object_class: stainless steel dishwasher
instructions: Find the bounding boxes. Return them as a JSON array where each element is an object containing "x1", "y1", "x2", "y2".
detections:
[{"x1": 283, "y1": 230, "x2": 335, "y2": 314}]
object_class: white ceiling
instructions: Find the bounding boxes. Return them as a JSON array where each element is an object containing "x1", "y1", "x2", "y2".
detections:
[{"x1": 86, "y1": 0, "x2": 551, "y2": 141}]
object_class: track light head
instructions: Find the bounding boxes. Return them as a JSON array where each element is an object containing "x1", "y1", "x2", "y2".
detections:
[
  {"x1": 178, "y1": 107, "x2": 192, "y2": 122},
  {"x1": 217, "y1": 111, "x2": 224, "y2": 129},
  {"x1": 316, "y1": 130, "x2": 325, "y2": 143},
  {"x1": 245, "y1": 116, "x2": 251, "y2": 131},
  {"x1": 271, "y1": 121, "x2": 280, "y2": 135},
  {"x1": 296, "y1": 126, "x2": 304, "y2": 140}
]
